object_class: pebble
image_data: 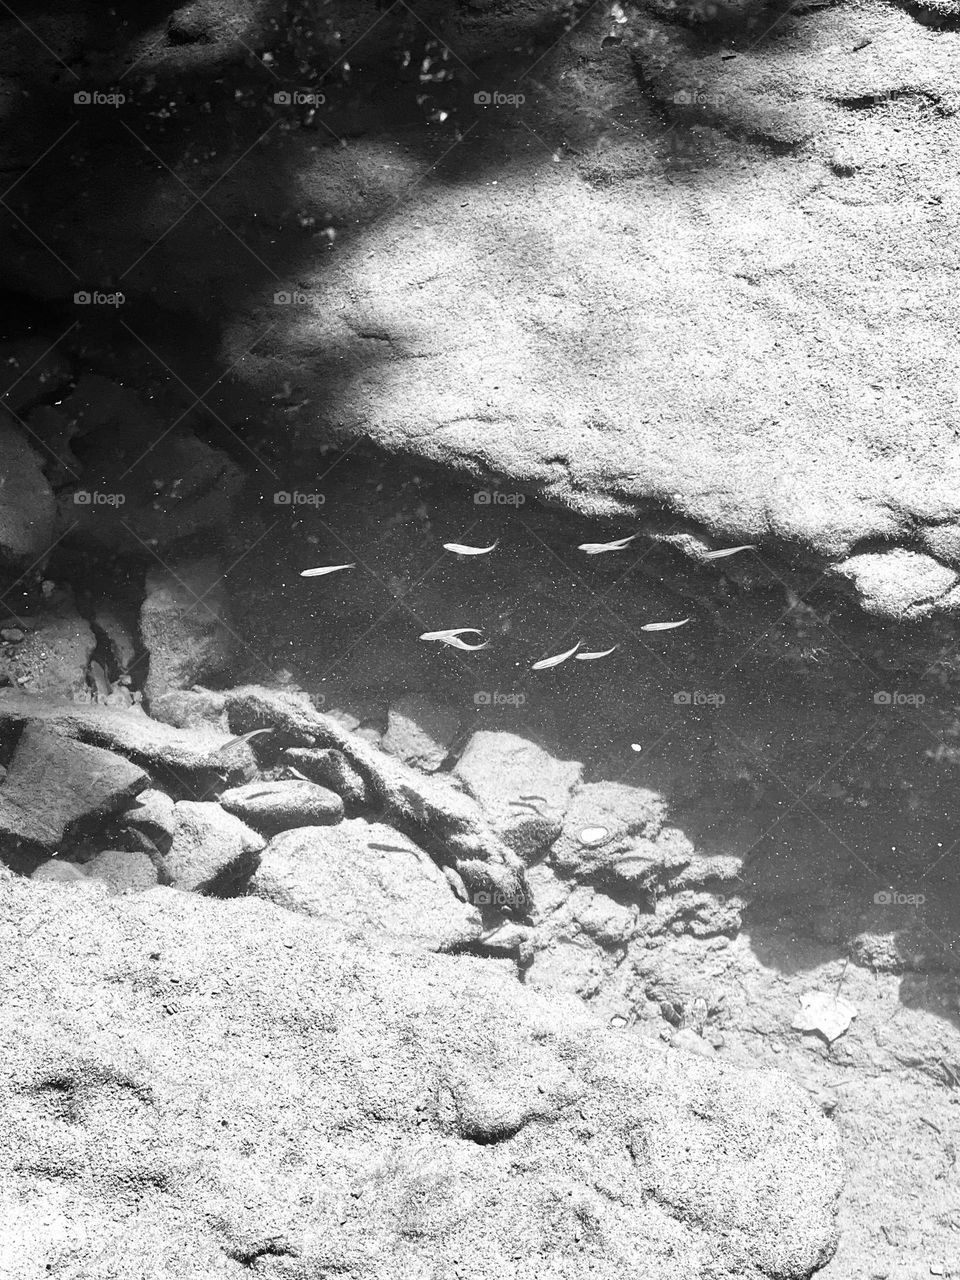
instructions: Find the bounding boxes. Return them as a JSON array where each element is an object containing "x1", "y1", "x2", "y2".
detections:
[{"x1": 0, "y1": 628, "x2": 24, "y2": 643}]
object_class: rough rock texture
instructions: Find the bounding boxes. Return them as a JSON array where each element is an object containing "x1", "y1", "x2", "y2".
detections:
[
  {"x1": 0, "y1": 877, "x2": 843, "y2": 1278},
  {"x1": 160, "y1": 800, "x2": 264, "y2": 893},
  {"x1": 0, "y1": 419, "x2": 55, "y2": 573},
  {"x1": 250, "y1": 819, "x2": 483, "y2": 952},
  {"x1": 0, "y1": 724, "x2": 147, "y2": 859},
  {"x1": 84, "y1": 848, "x2": 159, "y2": 894},
  {"x1": 0, "y1": 588, "x2": 96, "y2": 701},
  {"x1": 141, "y1": 558, "x2": 235, "y2": 705},
  {"x1": 382, "y1": 693, "x2": 462, "y2": 771},
  {"x1": 218, "y1": 778, "x2": 344, "y2": 833},
  {"x1": 455, "y1": 731, "x2": 583, "y2": 862}
]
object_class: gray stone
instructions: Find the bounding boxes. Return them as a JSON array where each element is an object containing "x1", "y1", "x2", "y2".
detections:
[
  {"x1": 84, "y1": 849, "x2": 158, "y2": 894},
  {"x1": 0, "y1": 875, "x2": 844, "y2": 1278},
  {"x1": 382, "y1": 694, "x2": 461, "y2": 772},
  {"x1": 455, "y1": 731, "x2": 583, "y2": 862},
  {"x1": 0, "y1": 422, "x2": 55, "y2": 572},
  {"x1": 140, "y1": 558, "x2": 235, "y2": 705},
  {"x1": 0, "y1": 588, "x2": 95, "y2": 701},
  {"x1": 218, "y1": 779, "x2": 344, "y2": 833},
  {"x1": 0, "y1": 724, "x2": 148, "y2": 854},
  {"x1": 161, "y1": 801, "x2": 264, "y2": 894},
  {"x1": 30, "y1": 858, "x2": 91, "y2": 884},
  {"x1": 249, "y1": 818, "x2": 482, "y2": 953}
]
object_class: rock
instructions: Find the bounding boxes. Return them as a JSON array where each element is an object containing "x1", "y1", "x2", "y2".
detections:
[
  {"x1": 0, "y1": 691, "x2": 231, "y2": 790},
  {"x1": 282, "y1": 747, "x2": 370, "y2": 806},
  {"x1": 0, "y1": 724, "x2": 148, "y2": 858},
  {"x1": 0, "y1": 875, "x2": 844, "y2": 1276},
  {"x1": 454, "y1": 731, "x2": 583, "y2": 862},
  {"x1": 382, "y1": 694, "x2": 461, "y2": 771},
  {"x1": 0, "y1": 587, "x2": 96, "y2": 701},
  {"x1": 30, "y1": 858, "x2": 91, "y2": 884},
  {"x1": 120, "y1": 789, "x2": 177, "y2": 856},
  {"x1": 218, "y1": 779, "x2": 344, "y2": 833},
  {"x1": 90, "y1": 604, "x2": 138, "y2": 677},
  {"x1": 549, "y1": 781, "x2": 673, "y2": 880},
  {"x1": 0, "y1": 419, "x2": 55, "y2": 572},
  {"x1": 148, "y1": 686, "x2": 230, "y2": 732},
  {"x1": 84, "y1": 849, "x2": 158, "y2": 894},
  {"x1": 140, "y1": 558, "x2": 235, "y2": 705},
  {"x1": 160, "y1": 801, "x2": 264, "y2": 894},
  {"x1": 250, "y1": 819, "x2": 483, "y2": 953},
  {"x1": 832, "y1": 549, "x2": 960, "y2": 618}
]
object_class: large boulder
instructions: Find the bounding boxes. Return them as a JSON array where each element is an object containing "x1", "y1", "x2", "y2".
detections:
[
  {"x1": 0, "y1": 419, "x2": 55, "y2": 573},
  {"x1": 0, "y1": 877, "x2": 843, "y2": 1278}
]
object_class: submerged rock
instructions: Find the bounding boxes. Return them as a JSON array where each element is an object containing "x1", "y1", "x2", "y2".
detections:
[
  {"x1": 160, "y1": 801, "x2": 264, "y2": 894},
  {"x1": 140, "y1": 558, "x2": 235, "y2": 705},
  {"x1": 249, "y1": 819, "x2": 482, "y2": 953},
  {"x1": 218, "y1": 778, "x2": 344, "y2": 833},
  {"x1": 382, "y1": 693, "x2": 461, "y2": 772},
  {"x1": 0, "y1": 876, "x2": 843, "y2": 1278}
]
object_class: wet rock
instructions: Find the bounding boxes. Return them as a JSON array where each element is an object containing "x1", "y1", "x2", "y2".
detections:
[
  {"x1": 382, "y1": 694, "x2": 461, "y2": 772},
  {"x1": 218, "y1": 778, "x2": 344, "y2": 834},
  {"x1": 549, "y1": 781, "x2": 672, "y2": 880},
  {"x1": 90, "y1": 604, "x2": 138, "y2": 678},
  {"x1": 0, "y1": 419, "x2": 56, "y2": 572},
  {"x1": 0, "y1": 724, "x2": 148, "y2": 857},
  {"x1": 84, "y1": 849, "x2": 158, "y2": 894},
  {"x1": 283, "y1": 747, "x2": 369, "y2": 806},
  {"x1": 148, "y1": 686, "x2": 230, "y2": 732},
  {"x1": 0, "y1": 587, "x2": 96, "y2": 701},
  {"x1": 161, "y1": 800, "x2": 264, "y2": 894},
  {"x1": 832, "y1": 548, "x2": 960, "y2": 619},
  {"x1": 30, "y1": 858, "x2": 91, "y2": 884},
  {"x1": 140, "y1": 557, "x2": 235, "y2": 705},
  {"x1": 0, "y1": 876, "x2": 843, "y2": 1279},
  {"x1": 0, "y1": 692, "x2": 231, "y2": 789},
  {"x1": 454, "y1": 731, "x2": 583, "y2": 862},
  {"x1": 250, "y1": 819, "x2": 482, "y2": 953},
  {"x1": 121, "y1": 788, "x2": 177, "y2": 856}
]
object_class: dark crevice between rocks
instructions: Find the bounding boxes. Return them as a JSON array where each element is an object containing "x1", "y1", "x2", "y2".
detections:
[
  {"x1": 891, "y1": 0, "x2": 960, "y2": 29},
  {"x1": 227, "y1": 1240, "x2": 298, "y2": 1268},
  {"x1": 832, "y1": 88, "x2": 947, "y2": 111}
]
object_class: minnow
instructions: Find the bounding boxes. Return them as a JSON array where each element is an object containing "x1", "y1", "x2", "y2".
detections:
[
  {"x1": 702, "y1": 545, "x2": 755, "y2": 560},
  {"x1": 420, "y1": 628, "x2": 489, "y2": 651},
  {"x1": 368, "y1": 842, "x2": 418, "y2": 854},
  {"x1": 640, "y1": 618, "x2": 690, "y2": 632},
  {"x1": 575, "y1": 646, "x2": 618, "y2": 661},
  {"x1": 577, "y1": 534, "x2": 638, "y2": 554},
  {"x1": 442, "y1": 540, "x2": 498, "y2": 556},
  {"x1": 518, "y1": 793, "x2": 548, "y2": 803},
  {"x1": 532, "y1": 641, "x2": 582, "y2": 670},
  {"x1": 300, "y1": 563, "x2": 355, "y2": 577},
  {"x1": 88, "y1": 659, "x2": 111, "y2": 701},
  {"x1": 217, "y1": 728, "x2": 274, "y2": 755}
]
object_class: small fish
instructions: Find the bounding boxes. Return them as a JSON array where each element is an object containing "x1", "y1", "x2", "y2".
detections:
[
  {"x1": 443, "y1": 540, "x2": 498, "y2": 556},
  {"x1": 532, "y1": 641, "x2": 582, "y2": 670},
  {"x1": 702, "y1": 544, "x2": 755, "y2": 561},
  {"x1": 285, "y1": 765, "x2": 312, "y2": 782},
  {"x1": 88, "y1": 659, "x2": 111, "y2": 701},
  {"x1": 217, "y1": 728, "x2": 274, "y2": 755},
  {"x1": 300, "y1": 563, "x2": 355, "y2": 578},
  {"x1": 578, "y1": 534, "x2": 638, "y2": 555},
  {"x1": 640, "y1": 618, "x2": 690, "y2": 632},
  {"x1": 368, "y1": 842, "x2": 418, "y2": 855},
  {"x1": 519, "y1": 793, "x2": 548, "y2": 803},
  {"x1": 420, "y1": 627, "x2": 489, "y2": 651},
  {"x1": 575, "y1": 646, "x2": 618, "y2": 661}
]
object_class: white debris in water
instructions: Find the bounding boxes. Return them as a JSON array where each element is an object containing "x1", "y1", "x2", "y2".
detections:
[{"x1": 578, "y1": 826, "x2": 610, "y2": 847}]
